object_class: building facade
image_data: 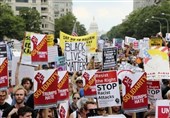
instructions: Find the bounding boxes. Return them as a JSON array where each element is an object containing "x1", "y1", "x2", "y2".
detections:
[
  {"x1": 53, "y1": 0, "x2": 72, "y2": 19},
  {"x1": 3, "y1": 0, "x2": 55, "y2": 34},
  {"x1": 133, "y1": 0, "x2": 164, "y2": 10}
]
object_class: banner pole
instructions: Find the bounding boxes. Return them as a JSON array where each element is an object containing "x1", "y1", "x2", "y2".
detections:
[{"x1": 132, "y1": 112, "x2": 136, "y2": 118}]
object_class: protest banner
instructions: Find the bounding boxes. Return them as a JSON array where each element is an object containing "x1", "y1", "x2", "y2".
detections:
[
  {"x1": 58, "y1": 100, "x2": 69, "y2": 118},
  {"x1": 47, "y1": 34, "x2": 54, "y2": 46},
  {"x1": 87, "y1": 52, "x2": 102, "y2": 62},
  {"x1": 0, "y1": 58, "x2": 8, "y2": 90},
  {"x1": 102, "y1": 47, "x2": 117, "y2": 70},
  {"x1": 144, "y1": 46, "x2": 170, "y2": 79},
  {"x1": 82, "y1": 70, "x2": 98, "y2": 97},
  {"x1": 65, "y1": 42, "x2": 86, "y2": 72},
  {"x1": 149, "y1": 38, "x2": 162, "y2": 47},
  {"x1": 31, "y1": 33, "x2": 48, "y2": 63},
  {"x1": 95, "y1": 70, "x2": 121, "y2": 108},
  {"x1": 119, "y1": 71, "x2": 148, "y2": 113},
  {"x1": 147, "y1": 80, "x2": 162, "y2": 106},
  {"x1": 57, "y1": 71, "x2": 69, "y2": 103},
  {"x1": 0, "y1": 43, "x2": 7, "y2": 58},
  {"x1": 34, "y1": 69, "x2": 58, "y2": 109},
  {"x1": 156, "y1": 100, "x2": 170, "y2": 118},
  {"x1": 60, "y1": 31, "x2": 97, "y2": 52}
]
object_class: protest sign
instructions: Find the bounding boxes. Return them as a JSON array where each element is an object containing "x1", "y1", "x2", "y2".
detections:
[
  {"x1": 82, "y1": 70, "x2": 98, "y2": 97},
  {"x1": 60, "y1": 31, "x2": 97, "y2": 52},
  {"x1": 87, "y1": 52, "x2": 102, "y2": 62},
  {"x1": 31, "y1": 33, "x2": 48, "y2": 63},
  {"x1": 149, "y1": 38, "x2": 162, "y2": 47},
  {"x1": 125, "y1": 36, "x2": 136, "y2": 45},
  {"x1": 48, "y1": 46, "x2": 58, "y2": 62},
  {"x1": 65, "y1": 42, "x2": 86, "y2": 72},
  {"x1": 47, "y1": 34, "x2": 54, "y2": 46},
  {"x1": 102, "y1": 47, "x2": 117, "y2": 70},
  {"x1": 58, "y1": 100, "x2": 69, "y2": 118},
  {"x1": 55, "y1": 56, "x2": 66, "y2": 71},
  {"x1": 23, "y1": 32, "x2": 33, "y2": 56},
  {"x1": 112, "y1": 38, "x2": 123, "y2": 49},
  {"x1": 144, "y1": 46, "x2": 170, "y2": 79},
  {"x1": 133, "y1": 40, "x2": 139, "y2": 50},
  {"x1": 0, "y1": 43, "x2": 7, "y2": 58},
  {"x1": 89, "y1": 114, "x2": 126, "y2": 118},
  {"x1": 95, "y1": 70, "x2": 121, "y2": 108},
  {"x1": 57, "y1": 71, "x2": 69, "y2": 103},
  {"x1": 143, "y1": 37, "x2": 150, "y2": 49},
  {"x1": 34, "y1": 69, "x2": 58, "y2": 109},
  {"x1": 156, "y1": 100, "x2": 170, "y2": 118},
  {"x1": 119, "y1": 71, "x2": 148, "y2": 113},
  {"x1": 147, "y1": 80, "x2": 162, "y2": 106},
  {"x1": 0, "y1": 58, "x2": 8, "y2": 90}
]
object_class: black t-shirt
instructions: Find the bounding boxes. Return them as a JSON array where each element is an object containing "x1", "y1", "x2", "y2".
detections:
[
  {"x1": 2, "y1": 105, "x2": 19, "y2": 118},
  {"x1": 0, "y1": 102, "x2": 11, "y2": 112}
]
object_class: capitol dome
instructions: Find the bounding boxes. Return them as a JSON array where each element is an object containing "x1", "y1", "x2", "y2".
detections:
[{"x1": 88, "y1": 17, "x2": 99, "y2": 34}]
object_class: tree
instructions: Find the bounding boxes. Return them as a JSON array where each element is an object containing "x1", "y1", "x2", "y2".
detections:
[
  {"x1": 0, "y1": 4, "x2": 25, "y2": 41},
  {"x1": 55, "y1": 12, "x2": 87, "y2": 38},
  {"x1": 19, "y1": 7, "x2": 41, "y2": 33},
  {"x1": 107, "y1": 0, "x2": 170, "y2": 40}
]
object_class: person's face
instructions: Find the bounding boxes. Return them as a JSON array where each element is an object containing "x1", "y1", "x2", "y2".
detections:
[
  {"x1": 0, "y1": 91, "x2": 7, "y2": 105},
  {"x1": 73, "y1": 93, "x2": 80, "y2": 103},
  {"x1": 15, "y1": 89, "x2": 25, "y2": 104},
  {"x1": 42, "y1": 108, "x2": 53, "y2": 118},
  {"x1": 20, "y1": 112, "x2": 32, "y2": 118},
  {"x1": 76, "y1": 80, "x2": 83, "y2": 88},
  {"x1": 87, "y1": 103, "x2": 97, "y2": 110},
  {"x1": 23, "y1": 80, "x2": 31, "y2": 91},
  {"x1": 112, "y1": 106, "x2": 120, "y2": 113},
  {"x1": 69, "y1": 84, "x2": 73, "y2": 93}
]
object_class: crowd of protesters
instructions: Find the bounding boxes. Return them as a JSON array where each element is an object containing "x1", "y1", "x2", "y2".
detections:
[{"x1": 0, "y1": 33, "x2": 170, "y2": 118}]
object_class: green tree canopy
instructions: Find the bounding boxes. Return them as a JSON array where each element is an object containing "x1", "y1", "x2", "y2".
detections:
[
  {"x1": 55, "y1": 12, "x2": 87, "y2": 38},
  {"x1": 19, "y1": 7, "x2": 41, "y2": 33},
  {"x1": 0, "y1": 4, "x2": 25, "y2": 41},
  {"x1": 107, "y1": 0, "x2": 170, "y2": 40}
]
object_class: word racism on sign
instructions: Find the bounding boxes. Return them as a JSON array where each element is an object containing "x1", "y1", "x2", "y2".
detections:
[
  {"x1": 102, "y1": 47, "x2": 117, "y2": 70},
  {"x1": 65, "y1": 42, "x2": 86, "y2": 72}
]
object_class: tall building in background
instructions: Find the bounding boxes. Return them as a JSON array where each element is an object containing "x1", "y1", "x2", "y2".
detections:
[
  {"x1": 53, "y1": 0, "x2": 72, "y2": 19},
  {"x1": 3, "y1": 0, "x2": 55, "y2": 34},
  {"x1": 133, "y1": 0, "x2": 164, "y2": 11}
]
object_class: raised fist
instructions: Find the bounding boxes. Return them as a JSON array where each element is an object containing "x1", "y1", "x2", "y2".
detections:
[
  {"x1": 59, "y1": 106, "x2": 66, "y2": 118},
  {"x1": 123, "y1": 76, "x2": 132, "y2": 93},
  {"x1": 31, "y1": 36, "x2": 38, "y2": 48},
  {"x1": 35, "y1": 72, "x2": 44, "y2": 89},
  {"x1": 83, "y1": 72, "x2": 90, "y2": 80}
]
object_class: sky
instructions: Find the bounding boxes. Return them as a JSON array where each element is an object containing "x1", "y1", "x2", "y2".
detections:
[{"x1": 72, "y1": 0, "x2": 133, "y2": 32}]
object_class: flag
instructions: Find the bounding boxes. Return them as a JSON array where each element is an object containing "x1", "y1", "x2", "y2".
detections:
[{"x1": 72, "y1": 22, "x2": 78, "y2": 36}]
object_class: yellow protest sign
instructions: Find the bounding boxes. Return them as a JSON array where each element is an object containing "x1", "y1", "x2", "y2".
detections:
[
  {"x1": 47, "y1": 34, "x2": 54, "y2": 46},
  {"x1": 59, "y1": 31, "x2": 97, "y2": 52},
  {"x1": 149, "y1": 38, "x2": 162, "y2": 47},
  {"x1": 23, "y1": 32, "x2": 33, "y2": 55}
]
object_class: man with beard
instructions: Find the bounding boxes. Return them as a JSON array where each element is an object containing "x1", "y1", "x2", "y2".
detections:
[{"x1": 2, "y1": 85, "x2": 33, "y2": 118}]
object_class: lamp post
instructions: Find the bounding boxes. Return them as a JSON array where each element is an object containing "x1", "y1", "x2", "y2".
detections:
[
  {"x1": 145, "y1": 19, "x2": 162, "y2": 32},
  {"x1": 161, "y1": 12, "x2": 170, "y2": 17},
  {"x1": 152, "y1": 16, "x2": 169, "y2": 33}
]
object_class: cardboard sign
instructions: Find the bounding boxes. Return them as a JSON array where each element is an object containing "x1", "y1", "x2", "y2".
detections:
[
  {"x1": 34, "y1": 69, "x2": 58, "y2": 109},
  {"x1": 57, "y1": 71, "x2": 69, "y2": 103},
  {"x1": 102, "y1": 47, "x2": 117, "y2": 70},
  {"x1": 31, "y1": 34, "x2": 48, "y2": 63},
  {"x1": 156, "y1": 100, "x2": 170, "y2": 118},
  {"x1": 119, "y1": 71, "x2": 148, "y2": 113},
  {"x1": 65, "y1": 42, "x2": 86, "y2": 72},
  {"x1": 96, "y1": 71, "x2": 121, "y2": 108},
  {"x1": 0, "y1": 58, "x2": 8, "y2": 90},
  {"x1": 83, "y1": 70, "x2": 98, "y2": 97},
  {"x1": 144, "y1": 46, "x2": 170, "y2": 79},
  {"x1": 147, "y1": 80, "x2": 162, "y2": 106}
]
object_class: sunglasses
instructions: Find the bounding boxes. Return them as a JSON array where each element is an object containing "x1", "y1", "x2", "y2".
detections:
[{"x1": 73, "y1": 97, "x2": 80, "y2": 100}]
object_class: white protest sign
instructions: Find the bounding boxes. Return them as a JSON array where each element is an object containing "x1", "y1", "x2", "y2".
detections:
[
  {"x1": 58, "y1": 100, "x2": 69, "y2": 118},
  {"x1": 96, "y1": 71, "x2": 121, "y2": 108},
  {"x1": 89, "y1": 114, "x2": 126, "y2": 118},
  {"x1": 156, "y1": 100, "x2": 170, "y2": 118},
  {"x1": 87, "y1": 52, "x2": 102, "y2": 62},
  {"x1": 65, "y1": 42, "x2": 86, "y2": 72}
]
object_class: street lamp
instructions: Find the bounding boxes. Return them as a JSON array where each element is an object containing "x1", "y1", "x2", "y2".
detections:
[
  {"x1": 161, "y1": 12, "x2": 170, "y2": 17},
  {"x1": 145, "y1": 19, "x2": 162, "y2": 32},
  {"x1": 152, "y1": 16, "x2": 169, "y2": 33}
]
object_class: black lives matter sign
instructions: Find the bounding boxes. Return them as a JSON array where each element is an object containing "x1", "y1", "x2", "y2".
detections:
[
  {"x1": 0, "y1": 44, "x2": 7, "y2": 58},
  {"x1": 65, "y1": 42, "x2": 86, "y2": 72},
  {"x1": 102, "y1": 47, "x2": 117, "y2": 70}
]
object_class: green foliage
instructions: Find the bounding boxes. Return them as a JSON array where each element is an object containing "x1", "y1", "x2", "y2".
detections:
[
  {"x1": 0, "y1": 4, "x2": 25, "y2": 41},
  {"x1": 107, "y1": 1, "x2": 170, "y2": 40},
  {"x1": 55, "y1": 12, "x2": 87, "y2": 38},
  {"x1": 19, "y1": 7, "x2": 41, "y2": 33}
]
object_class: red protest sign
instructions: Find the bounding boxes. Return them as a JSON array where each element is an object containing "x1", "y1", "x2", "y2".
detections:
[
  {"x1": 156, "y1": 100, "x2": 170, "y2": 118},
  {"x1": 0, "y1": 58, "x2": 8, "y2": 90}
]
